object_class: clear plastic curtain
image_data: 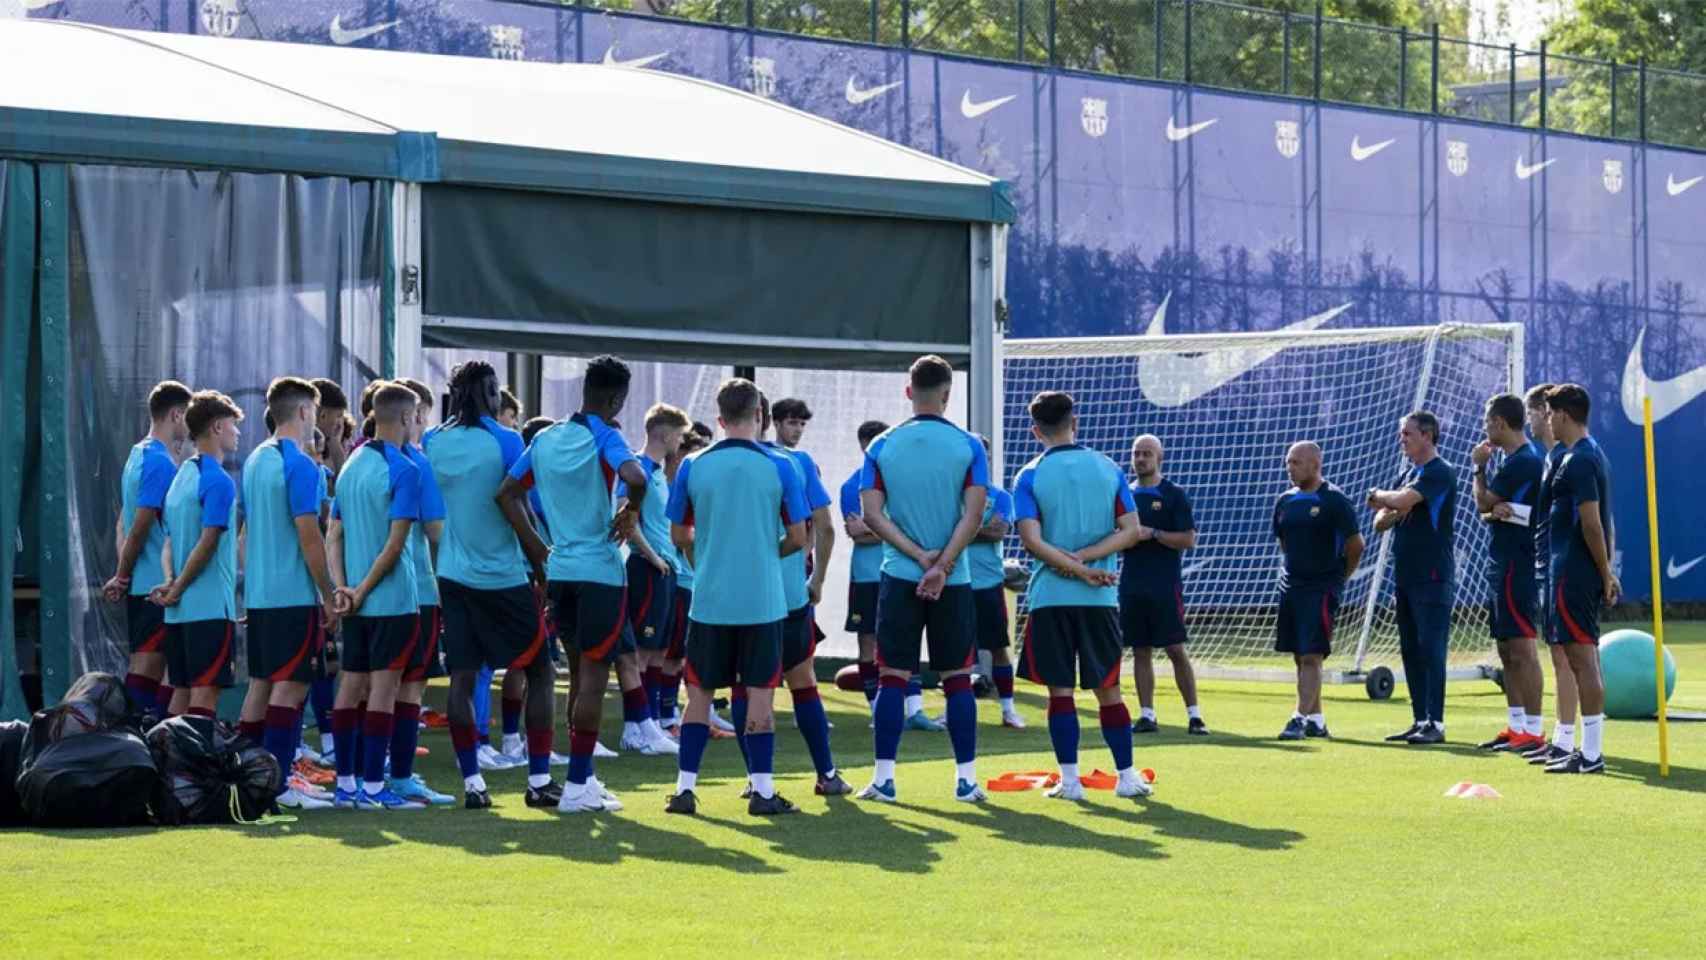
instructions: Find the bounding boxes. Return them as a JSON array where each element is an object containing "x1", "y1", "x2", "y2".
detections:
[{"x1": 64, "y1": 165, "x2": 385, "y2": 680}]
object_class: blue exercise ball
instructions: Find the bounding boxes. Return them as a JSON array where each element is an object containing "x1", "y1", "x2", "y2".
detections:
[{"x1": 1599, "y1": 629, "x2": 1678, "y2": 720}]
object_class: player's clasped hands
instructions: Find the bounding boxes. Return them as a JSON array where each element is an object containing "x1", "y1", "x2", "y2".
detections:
[{"x1": 333, "y1": 585, "x2": 361, "y2": 615}]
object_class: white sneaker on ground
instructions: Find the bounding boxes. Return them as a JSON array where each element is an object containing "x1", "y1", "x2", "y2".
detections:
[
  {"x1": 1044, "y1": 778, "x2": 1086, "y2": 801},
  {"x1": 277, "y1": 787, "x2": 334, "y2": 810},
  {"x1": 593, "y1": 740, "x2": 619, "y2": 759},
  {"x1": 1115, "y1": 771, "x2": 1153, "y2": 798},
  {"x1": 476, "y1": 744, "x2": 521, "y2": 771}
]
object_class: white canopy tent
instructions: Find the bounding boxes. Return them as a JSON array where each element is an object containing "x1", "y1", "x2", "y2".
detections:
[{"x1": 0, "y1": 16, "x2": 1011, "y2": 715}]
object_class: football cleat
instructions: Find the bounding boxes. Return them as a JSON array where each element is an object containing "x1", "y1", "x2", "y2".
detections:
[
  {"x1": 476, "y1": 744, "x2": 522, "y2": 771},
  {"x1": 1187, "y1": 717, "x2": 1210, "y2": 736},
  {"x1": 1479, "y1": 729, "x2": 1517, "y2": 750},
  {"x1": 1279, "y1": 717, "x2": 1307, "y2": 741},
  {"x1": 1405, "y1": 724, "x2": 1445, "y2": 745},
  {"x1": 1044, "y1": 778, "x2": 1086, "y2": 801},
  {"x1": 665, "y1": 789, "x2": 699, "y2": 815},
  {"x1": 815, "y1": 773, "x2": 854, "y2": 796},
  {"x1": 905, "y1": 711, "x2": 946, "y2": 732},
  {"x1": 586, "y1": 776, "x2": 624, "y2": 811},
  {"x1": 286, "y1": 774, "x2": 332, "y2": 801},
  {"x1": 1545, "y1": 751, "x2": 1605, "y2": 774},
  {"x1": 1115, "y1": 771, "x2": 1153, "y2": 798},
  {"x1": 747, "y1": 792, "x2": 798, "y2": 816},
  {"x1": 1000, "y1": 710, "x2": 1028, "y2": 729},
  {"x1": 390, "y1": 775, "x2": 453, "y2": 806},
  {"x1": 525, "y1": 781, "x2": 565, "y2": 807},
  {"x1": 1499, "y1": 732, "x2": 1546, "y2": 753},
  {"x1": 549, "y1": 751, "x2": 570, "y2": 766},
  {"x1": 856, "y1": 779, "x2": 898, "y2": 803},
  {"x1": 1304, "y1": 719, "x2": 1331, "y2": 739},
  {"x1": 293, "y1": 758, "x2": 335, "y2": 786},
  {"x1": 709, "y1": 711, "x2": 736, "y2": 733},
  {"x1": 333, "y1": 787, "x2": 367, "y2": 810},
  {"x1": 1527, "y1": 743, "x2": 1572, "y2": 766},
  {"x1": 556, "y1": 780, "x2": 619, "y2": 814},
  {"x1": 464, "y1": 789, "x2": 492, "y2": 810},
  {"x1": 362, "y1": 787, "x2": 427, "y2": 811},
  {"x1": 954, "y1": 779, "x2": 987, "y2": 803},
  {"x1": 593, "y1": 740, "x2": 619, "y2": 759},
  {"x1": 640, "y1": 728, "x2": 681, "y2": 756},
  {"x1": 1131, "y1": 716, "x2": 1159, "y2": 734},
  {"x1": 276, "y1": 787, "x2": 334, "y2": 810}
]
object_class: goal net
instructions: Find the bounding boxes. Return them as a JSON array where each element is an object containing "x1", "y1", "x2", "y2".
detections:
[{"x1": 1001, "y1": 313, "x2": 1523, "y2": 680}]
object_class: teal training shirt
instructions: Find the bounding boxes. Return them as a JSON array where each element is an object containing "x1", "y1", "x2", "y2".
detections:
[
  {"x1": 163, "y1": 453, "x2": 238, "y2": 624},
  {"x1": 423, "y1": 416, "x2": 527, "y2": 590},
  {"x1": 240, "y1": 437, "x2": 322, "y2": 609},
  {"x1": 509, "y1": 412, "x2": 636, "y2": 586},
  {"x1": 121, "y1": 437, "x2": 176, "y2": 595},
  {"x1": 1012, "y1": 444, "x2": 1135, "y2": 610},
  {"x1": 667, "y1": 439, "x2": 807, "y2": 625},
  {"x1": 333, "y1": 441, "x2": 421, "y2": 617},
  {"x1": 858, "y1": 415, "x2": 990, "y2": 586}
]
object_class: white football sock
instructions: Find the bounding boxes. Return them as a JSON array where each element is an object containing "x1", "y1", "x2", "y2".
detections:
[
  {"x1": 321, "y1": 733, "x2": 335, "y2": 754},
  {"x1": 1581, "y1": 714, "x2": 1604, "y2": 761},
  {"x1": 1308, "y1": 713, "x2": 1325, "y2": 726},
  {"x1": 337, "y1": 775, "x2": 357, "y2": 793},
  {"x1": 1507, "y1": 706, "x2": 1525, "y2": 730},
  {"x1": 463, "y1": 773, "x2": 487, "y2": 793},
  {"x1": 1186, "y1": 704, "x2": 1202, "y2": 720},
  {"x1": 502, "y1": 732, "x2": 523, "y2": 753},
  {"x1": 676, "y1": 770, "x2": 698, "y2": 793},
  {"x1": 528, "y1": 773, "x2": 551, "y2": 789},
  {"x1": 904, "y1": 694, "x2": 923, "y2": 717},
  {"x1": 1553, "y1": 722, "x2": 1575, "y2": 751},
  {"x1": 750, "y1": 773, "x2": 775, "y2": 799},
  {"x1": 1059, "y1": 763, "x2": 1079, "y2": 782},
  {"x1": 1523, "y1": 713, "x2": 1543, "y2": 736},
  {"x1": 955, "y1": 761, "x2": 976, "y2": 783},
  {"x1": 1000, "y1": 696, "x2": 1016, "y2": 711},
  {"x1": 363, "y1": 780, "x2": 385, "y2": 797},
  {"x1": 1140, "y1": 707, "x2": 1156, "y2": 721},
  {"x1": 873, "y1": 759, "x2": 895, "y2": 783}
]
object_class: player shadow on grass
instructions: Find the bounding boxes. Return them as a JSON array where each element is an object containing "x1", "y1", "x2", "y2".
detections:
[
  {"x1": 697, "y1": 795, "x2": 956, "y2": 874},
  {"x1": 925, "y1": 799, "x2": 1166, "y2": 861},
  {"x1": 244, "y1": 808, "x2": 784, "y2": 874},
  {"x1": 1086, "y1": 799, "x2": 1306, "y2": 851}
]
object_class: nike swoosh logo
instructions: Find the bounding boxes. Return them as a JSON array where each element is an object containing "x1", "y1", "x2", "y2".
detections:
[
  {"x1": 1181, "y1": 560, "x2": 1211, "y2": 578},
  {"x1": 1620, "y1": 326, "x2": 1706, "y2": 424},
  {"x1": 1349, "y1": 136, "x2": 1395, "y2": 161},
  {"x1": 1515, "y1": 156, "x2": 1556, "y2": 180},
  {"x1": 1136, "y1": 294, "x2": 1355, "y2": 407},
  {"x1": 1668, "y1": 555, "x2": 1706, "y2": 579},
  {"x1": 845, "y1": 77, "x2": 902, "y2": 105},
  {"x1": 329, "y1": 14, "x2": 398, "y2": 46},
  {"x1": 960, "y1": 90, "x2": 1015, "y2": 119},
  {"x1": 1165, "y1": 117, "x2": 1218, "y2": 141},
  {"x1": 602, "y1": 46, "x2": 667, "y2": 69},
  {"x1": 1666, "y1": 173, "x2": 1703, "y2": 196}
]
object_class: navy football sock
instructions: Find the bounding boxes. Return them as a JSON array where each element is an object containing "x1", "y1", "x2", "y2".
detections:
[
  {"x1": 390, "y1": 701, "x2": 421, "y2": 780},
  {"x1": 730, "y1": 686, "x2": 750, "y2": 765},
  {"x1": 1099, "y1": 702, "x2": 1133, "y2": 771},
  {"x1": 262, "y1": 706, "x2": 299, "y2": 789},
  {"x1": 791, "y1": 685, "x2": 836, "y2": 777},
  {"x1": 361, "y1": 710, "x2": 394, "y2": 788},
  {"x1": 943, "y1": 674, "x2": 977, "y2": 765},
  {"x1": 1047, "y1": 695, "x2": 1079, "y2": 767},
  {"x1": 873, "y1": 676, "x2": 907, "y2": 762}
]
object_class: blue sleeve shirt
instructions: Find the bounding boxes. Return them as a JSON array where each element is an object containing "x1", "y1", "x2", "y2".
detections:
[
  {"x1": 668, "y1": 439, "x2": 808, "y2": 625},
  {"x1": 120, "y1": 437, "x2": 177, "y2": 596},
  {"x1": 163, "y1": 454, "x2": 238, "y2": 624},
  {"x1": 1013, "y1": 445, "x2": 1135, "y2": 609},
  {"x1": 840, "y1": 467, "x2": 882, "y2": 585},
  {"x1": 634, "y1": 454, "x2": 679, "y2": 573},
  {"x1": 1532, "y1": 441, "x2": 1568, "y2": 579},
  {"x1": 765, "y1": 443, "x2": 827, "y2": 611},
  {"x1": 1548, "y1": 438, "x2": 1613, "y2": 588},
  {"x1": 241, "y1": 437, "x2": 323, "y2": 610},
  {"x1": 423, "y1": 416, "x2": 528, "y2": 590},
  {"x1": 1392, "y1": 456, "x2": 1457, "y2": 588},
  {"x1": 1274, "y1": 483, "x2": 1360, "y2": 592},
  {"x1": 1485, "y1": 443, "x2": 1542, "y2": 583},
  {"x1": 404, "y1": 441, "x2": 443, "y2": 608},
  {"x1": 509, "y1": 412, "x2": 637, "y2": 587},
  {"x1": 859, "y1": 415, "x2": 990, "y2": 586},
  {"x1": 967, "y1": 485, "x2": 1015, "y2": 590},
  {"x1": 334, "y1": 441, "x2": 420, "y2": 617},
  {"x1": 1119, "y1": 479, "x2": 1195, "y2": 595}
]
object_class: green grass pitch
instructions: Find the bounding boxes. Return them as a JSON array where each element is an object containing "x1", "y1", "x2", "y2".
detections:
[{"x1": 4, "y1": 622, "x2": 1703, "y2": 958}]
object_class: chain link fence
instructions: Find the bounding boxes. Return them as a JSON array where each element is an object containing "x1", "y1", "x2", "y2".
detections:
[{"x1": 558, "y1": 0, "x2": 1706, "y2": 150}]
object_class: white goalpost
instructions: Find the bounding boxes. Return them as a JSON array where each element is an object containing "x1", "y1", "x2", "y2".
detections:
[{"x1": 1002, "y1": 319, "x2": 1524, "y2": 696}]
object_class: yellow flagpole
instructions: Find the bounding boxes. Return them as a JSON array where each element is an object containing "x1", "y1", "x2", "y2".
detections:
[{"x1": 1642, "y1": 396, "x2": 1669, "y2": 777}]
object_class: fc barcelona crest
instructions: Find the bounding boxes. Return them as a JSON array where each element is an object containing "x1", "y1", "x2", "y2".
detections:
[
  {"x1": 643, "y1": 626, "x2": 656, "y2": 638},
  {"x1": 746, "y1": 57, "x2": 778, "y2": 98},
  {"x1": 1274, "y1": 120, "x2": 1299, "y2": 159},
  {"x1": 851, "y1": 613, "x2": 863, "y2": 625},
  {"x1": 1603, "y1": 159, "x2": 1624, "y2": 194},
  {"x1": 1446, "y1": 139, "x2": 1469, "y2": 177},
  {"x1": 1310, "y1": 506, "x2": 1321, "y2": 517},
  {"x1": 1080, "y1": 98, "x2": 1108, "y2": 138}
]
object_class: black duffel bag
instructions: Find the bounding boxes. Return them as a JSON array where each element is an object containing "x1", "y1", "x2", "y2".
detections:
[
  {"x1": 0, "y1": 720, "x2": 27, "y2": 826},
  {"x1": 14, "y1": 729, "x2": 158, "y2": 827},
  {"x1": 147, "y1": 716, "x2": 282, "y2": 825}
]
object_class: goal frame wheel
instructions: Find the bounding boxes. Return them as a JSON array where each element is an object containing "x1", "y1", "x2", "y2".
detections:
[{"x1": 1364, "y1": 666, "x2": 1395, "y2": 700}]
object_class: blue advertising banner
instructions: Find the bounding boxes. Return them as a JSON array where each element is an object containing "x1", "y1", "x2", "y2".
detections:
[{"x1": 16, "y1": 0, "x2": 1705, "y2": 602}]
